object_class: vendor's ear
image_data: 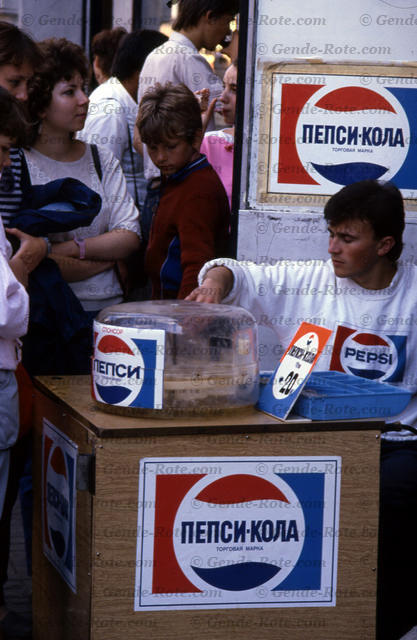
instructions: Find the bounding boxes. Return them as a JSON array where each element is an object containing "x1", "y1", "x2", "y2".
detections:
[
  {"x1": 192, "y1": 128, "x2": 203, "y2": 150},
  {"x1": 377, "y1": 235, "x2": 395, "y2": 257}
]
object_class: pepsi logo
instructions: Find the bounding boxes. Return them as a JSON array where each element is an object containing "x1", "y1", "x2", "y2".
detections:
[
  {"x1": 173, "y1": 473, "x2": 305, "y2": 593},
  {"x1": 93, "y1": 332, "x2": 145, "y2": 406},
  {"x1": 273, "y1": 73, "x2": 417, "y2": 196},
  {"x1": 339, "y1": 331, "x2": 397, "y2": 380},
  {"x1": 330, "y1": 324, "x2": 407, "y2": 383},
  {"x1": 136, "y1": 457, "x2": 341, "y2": 610},
  {"x1": 295, "y1": 81, "x2": 408, "y2": 187},
  {"x1": 92, "y1": 322, "x2": 165, "y2": 410},
  {"x1": 46, "y1": 444, "x2": 70, "y2": 561}
]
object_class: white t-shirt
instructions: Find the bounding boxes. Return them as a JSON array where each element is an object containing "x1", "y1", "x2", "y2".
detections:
[
  {"x1": 78, "y1": 77, "x2": 145, "y2": 206},
  {"x1": 24, "y1": 145, "x2": 140, "y2": 311},
  {"x1": 200, "y1": 257, "x2": 417, "y2": 438},
  {"x1": 0, "y1": 221, "x2": 28, "y2": 370},
  {"x1": 138, "y1": 31, "x2": 224, "y2": 180}
]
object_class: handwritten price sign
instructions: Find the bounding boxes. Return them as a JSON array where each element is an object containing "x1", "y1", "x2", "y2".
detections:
[{"x1": 257, "y1": 322, "x2": 332, "y2": 420}]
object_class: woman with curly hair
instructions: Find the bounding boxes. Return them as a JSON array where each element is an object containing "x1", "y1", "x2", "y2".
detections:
[{"x1": 24, "y1": 37, "x2": 141, "y2": 313}]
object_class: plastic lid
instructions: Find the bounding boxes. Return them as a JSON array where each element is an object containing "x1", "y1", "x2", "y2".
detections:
[{"x1": 95, "y1": 300, "x2": 257, "y2": 334}]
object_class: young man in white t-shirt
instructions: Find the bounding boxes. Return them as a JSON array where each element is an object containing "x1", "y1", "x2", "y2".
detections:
[{"x1": 188, "y1": 179, "x2": 417, "y2": 640}]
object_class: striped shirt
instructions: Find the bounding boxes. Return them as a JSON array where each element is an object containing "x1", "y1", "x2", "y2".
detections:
[{"x1": 0, "y1": 148, "x2": 24, "y2": 227}]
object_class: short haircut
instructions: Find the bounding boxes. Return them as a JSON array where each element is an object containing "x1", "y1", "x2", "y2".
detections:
[
  {"x1": 27, "y1": 38, "x2": 88, "y2": 131},
  {"x1": 173, "y1": 0, "x2": 239, "y2": 31},
  {"x1": 0, "y1": 86, "x2": 28, "y2": 145},
  {"x1": 137, "y1": 83, "x2": 202, "y2": 145},
  {"x1": 91, "y1": 27, "x2": 126, "y2": 78},
  {"x1": 111, "y1": 29, "x2": 168, "y2": 81},
  {"x1": 324, "y1": 180, "x2": 405, "y2": 262},
  {"x1": 0, "y1": 21, "x2": 42, "y2": 69}
]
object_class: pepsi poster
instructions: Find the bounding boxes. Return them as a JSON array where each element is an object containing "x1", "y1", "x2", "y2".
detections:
[
  {"x1": 260, "y1": 68, "x2": 417, "y2": 201},
  {"x1": 135, "y1": 456, "x2": 341, "y2": 611},
  {"x1": 42, "y1": 419, "x2": 78, "y2": 593}
]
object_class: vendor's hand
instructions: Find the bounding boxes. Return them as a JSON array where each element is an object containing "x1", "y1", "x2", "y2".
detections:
[
  {"x1": 6, "y1": 228, "x2": 47, "y2": 272},
  {"x1": 186, "y1": 279, "x2": 222, "y2": 303},
  {"x1": 185, "y1": 273, "x2": 230, "y2": 304},
  {"x1": 186, "y1": 266, "x2": 233, "y2": 302}
]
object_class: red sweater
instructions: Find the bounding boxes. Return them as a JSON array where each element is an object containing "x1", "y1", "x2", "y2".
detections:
[{"x1": 145, "y1": 156, "x2": 230, "y2": 299}]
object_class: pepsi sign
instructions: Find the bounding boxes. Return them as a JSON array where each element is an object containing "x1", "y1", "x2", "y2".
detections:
[
  {"x1": 42, "y1": 419, "x2": 77, "y2": 593},
  {"x1": 330, "y1": 324, "x2": 406, "y2": 382},
  {"x1": 266, "y1": 72, "x2": 417, "y2": 197},
  {"x1": 92, "y1": 322, "x2": 165, "y2": 410},
  {"x1": 135, "y1": 457, "x2": 341, "y2": 611}
]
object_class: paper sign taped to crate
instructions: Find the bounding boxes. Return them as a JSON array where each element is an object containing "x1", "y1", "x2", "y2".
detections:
[
  {"x1": 134, "y1": 456, "x2": 341, "y2": 611},
  {"x1": 42, "y1": 418, "x2": 78, "y2": 593},
  {"x1": 257, "y1": 322, "x2": 332, "y2": 419},
  {"x1": 92, "y1": 322, "x2": 165, "y2": 409}
]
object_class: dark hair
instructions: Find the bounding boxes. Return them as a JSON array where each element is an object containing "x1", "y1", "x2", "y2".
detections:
[
  {"x1": 27, "y1": 38, "x2": 88, "y2": 138},
  {"x1": 324, "y1": 180, "x2": 405, "y2": 262},
  {"x1": 173, "y1": 0, "x2": 239, "y2": 31},
  {"x1": 0, "y1": 86, "x2": 28, "y2": 145},
  {"x1": 0, "y1": 21, "x2": 42, "y2": 68},
  {"x1": 137, "y1": 82, "x2": 202, "y2": 145},
  {"x1": 111, "y1": 29, "x2": 168, "y2": 81},
  {"x1": 91, "y1": 27, "x2": 126, "y2": 79}
]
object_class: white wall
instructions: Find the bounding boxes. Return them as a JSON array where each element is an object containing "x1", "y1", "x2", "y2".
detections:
[
  {"x1": 17, "y1": 0, "x2": 85, "y2": 44},
  {"x1": 112, "y1": 0, "x2": 132, "y2": 31}
]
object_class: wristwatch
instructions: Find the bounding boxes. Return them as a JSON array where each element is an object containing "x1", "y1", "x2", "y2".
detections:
[{"x1": 73, "y1": 237, "x2": 86, "y2": 260}]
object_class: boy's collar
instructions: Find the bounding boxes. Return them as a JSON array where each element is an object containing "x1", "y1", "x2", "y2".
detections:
[{"x1": 162, "y1": 154, "x2": 209, "y2": 185}]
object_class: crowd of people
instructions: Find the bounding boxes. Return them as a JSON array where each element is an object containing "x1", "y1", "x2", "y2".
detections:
[
  {"x1": 0, "y1": 0, "x2": 416, "y2": 639},
  {"x1": 0, "y1": 1, "x2": 238, "y2": 637}
]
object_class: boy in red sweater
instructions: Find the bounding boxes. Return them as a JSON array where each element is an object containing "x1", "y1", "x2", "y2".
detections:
[{"x1": 136, "y1": 82, "x2": 230, "y2": 299}]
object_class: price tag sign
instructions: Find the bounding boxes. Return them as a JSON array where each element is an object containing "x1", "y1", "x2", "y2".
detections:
[{"x1": 257, "y1": 322, "x2": 332, "y2": 420}]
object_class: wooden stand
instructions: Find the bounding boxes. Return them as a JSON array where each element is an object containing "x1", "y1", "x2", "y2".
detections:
[{"x1": 33, "y1": 375, "x2": 382, "y2": 640}]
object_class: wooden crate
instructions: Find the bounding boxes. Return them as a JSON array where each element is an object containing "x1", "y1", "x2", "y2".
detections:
[{"x1": 33, "y1": 376, "x2": 381, "y2": 640}]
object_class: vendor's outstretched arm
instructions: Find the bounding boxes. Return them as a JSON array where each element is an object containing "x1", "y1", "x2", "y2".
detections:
[{"x1": 185, "y1": 266, "x2": 234, "y2": 303}]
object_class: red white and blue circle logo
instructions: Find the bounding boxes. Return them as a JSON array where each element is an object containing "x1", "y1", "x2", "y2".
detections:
[
  {"x1": 274, "y1": 74, "x2": 417, "y2": 195},
  {"x1": 92, "y1": 322, "x2": 165, "y2": 409},
  {"x1": 173, "y1": 473, "x2": 305, "y2": 592},
  {"x1": 296, "y1": 84, "x2": 408, "y2": 186},
  {"x1": 136, "y1": 457, "x2": 340, "y2": 610},
  {"x1": 46, "y1": 444, "x2": 71, "y2": 561},
  {"x1": 330, "y1": 325, "x2": 407, "y2": 382}
]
